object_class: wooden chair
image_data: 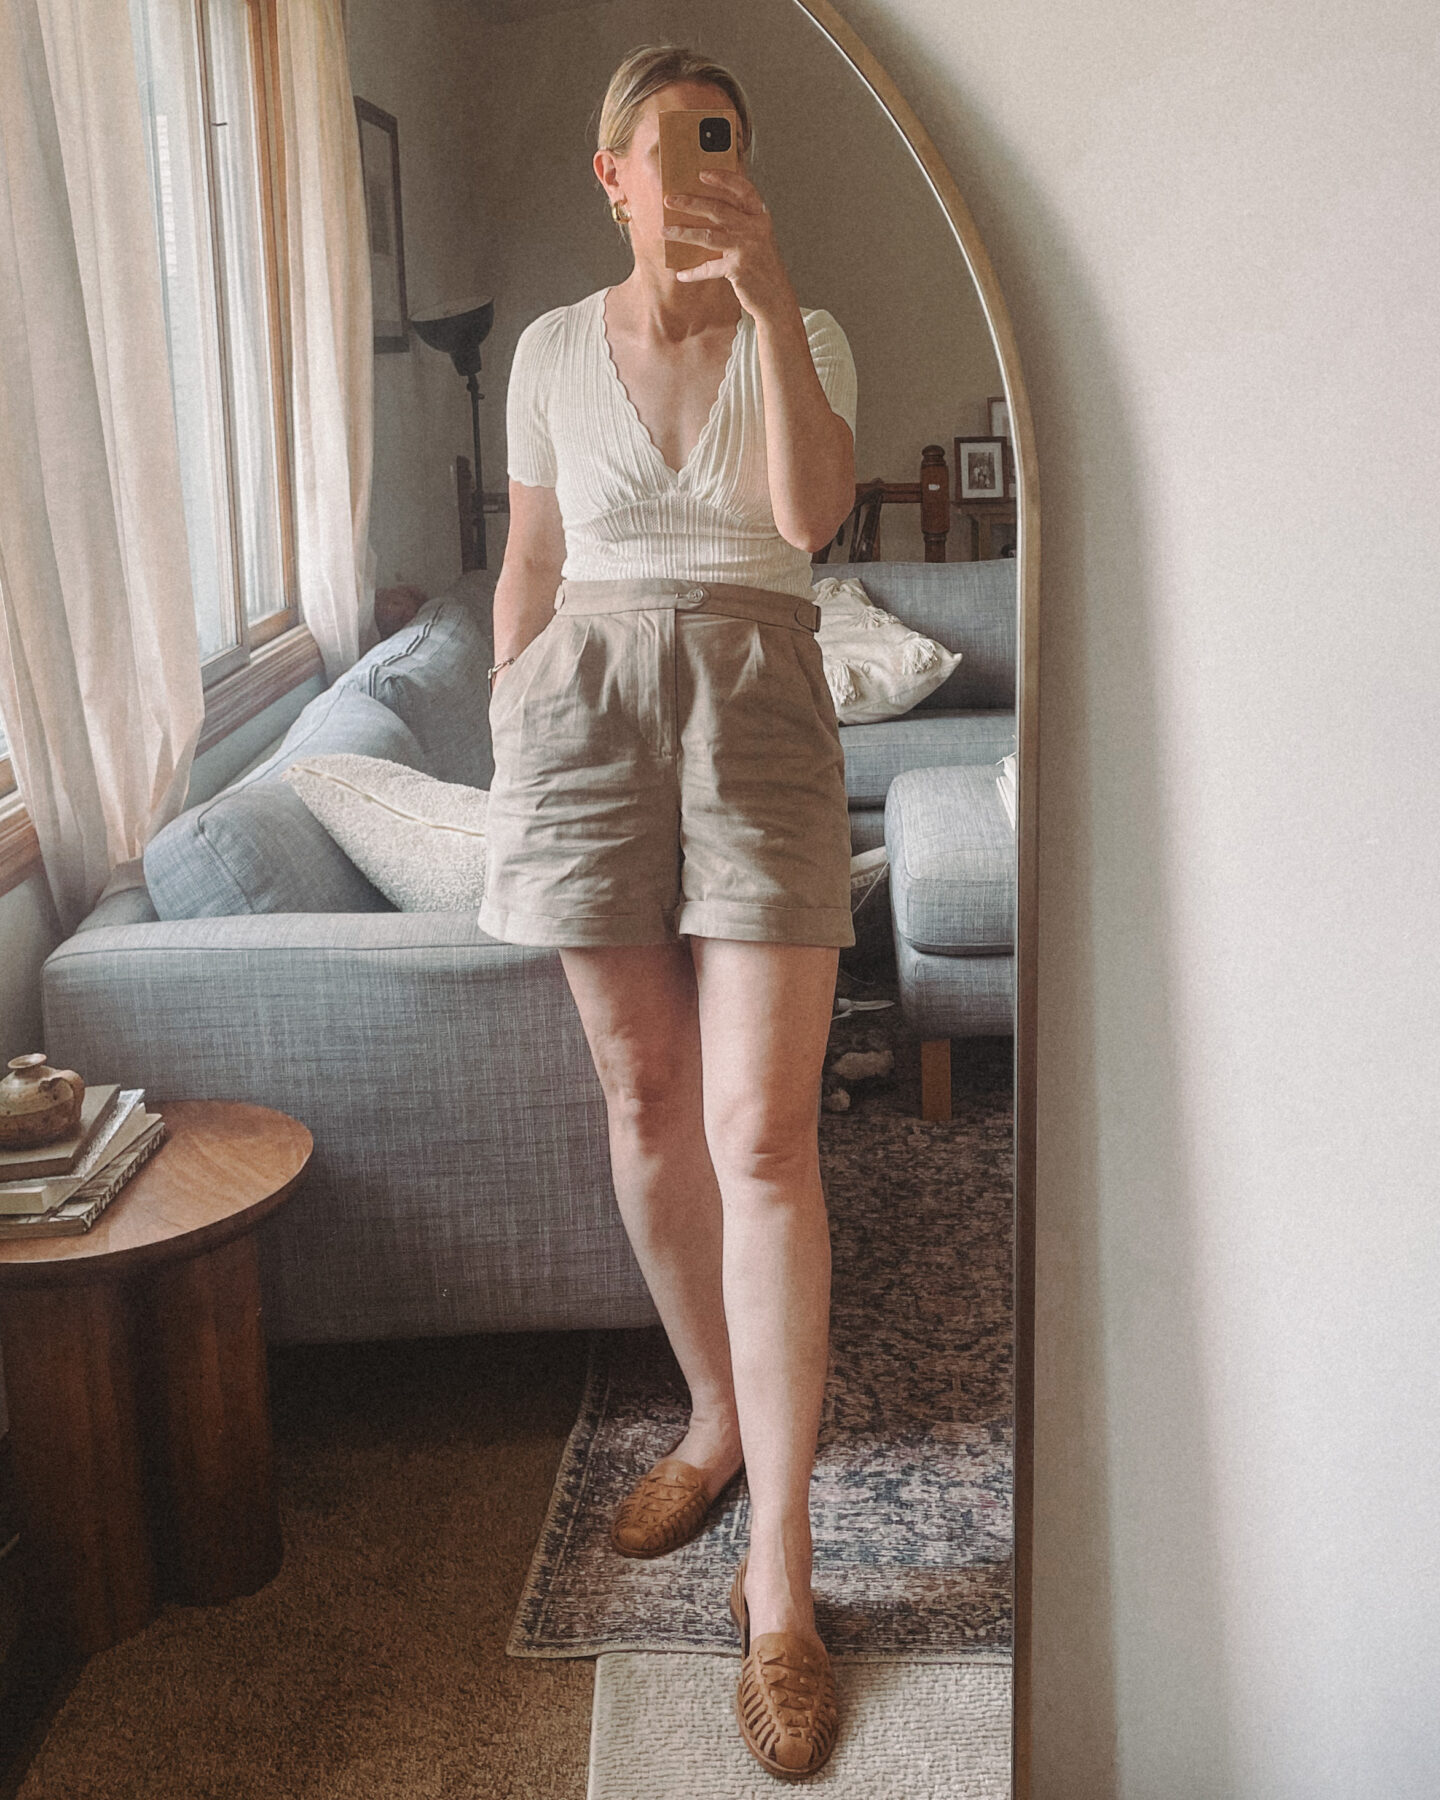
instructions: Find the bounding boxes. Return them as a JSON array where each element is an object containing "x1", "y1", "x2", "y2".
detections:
[{"x1": 815, "y1": 444, "x2": 952, "y2": 564}]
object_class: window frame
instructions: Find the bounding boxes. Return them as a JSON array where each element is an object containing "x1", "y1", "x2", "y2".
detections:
[
  {"x1": 0, "y1": 0, "x2": 322, "y2": 898},
  {"x1": 193, "y1": 0, "x2": 301, "y2": 681}
]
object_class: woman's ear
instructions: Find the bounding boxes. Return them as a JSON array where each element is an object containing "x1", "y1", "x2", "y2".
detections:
[{"x1": 593, "y1": 148, "x2": 621, "y2": 206}]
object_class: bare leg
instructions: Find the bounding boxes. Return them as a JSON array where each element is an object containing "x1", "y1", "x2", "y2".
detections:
[
  {"x1": 558, "y1": 943, "x2": 743, "y2": 1496},
  {"x1": 688, "y1": 936, "x2": 838, "y2": 1651}
]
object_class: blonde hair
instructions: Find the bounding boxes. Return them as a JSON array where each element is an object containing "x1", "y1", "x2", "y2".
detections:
[{"x1": 596, "y1": 45, "x2": 754, "y2": 242}]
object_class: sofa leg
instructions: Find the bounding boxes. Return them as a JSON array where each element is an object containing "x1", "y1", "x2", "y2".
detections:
[{"x1": 920, "y1": 1039, "x2": 952, "y2": 1122}]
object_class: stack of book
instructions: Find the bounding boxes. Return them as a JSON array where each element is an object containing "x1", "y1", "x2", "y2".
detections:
[{"x1": 0, "y1": 1087, "x2": 167, "y2": 1239}]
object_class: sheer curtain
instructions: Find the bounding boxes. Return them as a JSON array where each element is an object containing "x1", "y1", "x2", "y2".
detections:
[
  {"x1": 275, "y1": 0, "x2": 374, "y2": 682},
  {"x1": 0, "y1": 0, "x2": 203, "y2": 936}
]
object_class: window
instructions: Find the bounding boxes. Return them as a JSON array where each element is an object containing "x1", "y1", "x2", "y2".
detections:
[{"x1": 129, "y1": 0, "x2": 297, "y2": 683}]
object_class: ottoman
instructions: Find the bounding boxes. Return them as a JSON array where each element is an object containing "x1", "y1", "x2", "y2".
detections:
[{"x1": 885, "y1": 765, "x2": 1016, "y2": 1120}]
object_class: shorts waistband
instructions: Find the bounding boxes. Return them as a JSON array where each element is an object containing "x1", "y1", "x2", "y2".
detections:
[{"x1": 555, "y1": 578, "x2": 821, "y2": 634}]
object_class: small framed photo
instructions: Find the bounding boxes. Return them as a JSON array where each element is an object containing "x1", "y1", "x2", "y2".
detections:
[
  {"x1": 988, "y1": 395, "x2": 1010, "y2": 440},
  {"x1": 355, "y1": 98, "x2": 409, "y2": 353},
  {"x1": 955, "y1": 438, "x2": 1005, "y2": 501}
]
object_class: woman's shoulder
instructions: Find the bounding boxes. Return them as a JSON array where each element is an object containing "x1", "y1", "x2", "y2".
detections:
[
  {"x1": 515, "y1": 288, "x2": 605, "y2": 351},
  {"x1": 797, "y1": 305, "x2": 848, "y2": 340}
]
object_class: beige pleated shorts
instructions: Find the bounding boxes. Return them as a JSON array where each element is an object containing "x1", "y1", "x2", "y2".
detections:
[{"x1": 477, "y1": 578, "x2": 855, "y2": 948}]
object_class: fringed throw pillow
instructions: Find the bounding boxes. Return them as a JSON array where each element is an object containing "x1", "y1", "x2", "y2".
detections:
[{"x1": 812, "y1": 576, "x2": 961, "y2": 723}]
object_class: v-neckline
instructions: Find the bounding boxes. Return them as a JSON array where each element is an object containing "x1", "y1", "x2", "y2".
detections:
[{"x1": 597, "y1": 287, "x2": 745, "y2": 484}]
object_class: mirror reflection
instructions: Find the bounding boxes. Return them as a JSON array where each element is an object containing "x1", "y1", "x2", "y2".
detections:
[
  {"x1": 0, "y1": 0, "x2": 1021, "y2": 1791},
  {"x1": 352, "y1": 0, "x2": 1019, "y2": 1789}
]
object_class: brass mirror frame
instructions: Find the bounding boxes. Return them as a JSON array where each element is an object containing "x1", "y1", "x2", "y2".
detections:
[{"x1": 790, "y1": 5, "x2": 1038, "y2": 1791}]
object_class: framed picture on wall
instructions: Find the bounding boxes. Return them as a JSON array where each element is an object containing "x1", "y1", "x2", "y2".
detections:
[
  {"x1": 355, "y1": 98, "x2": 409, "y2": 352},
  {"x1": 988, "y1": 396, "x2": 1020, "y2": 496},
  {"x1": 955, "y1": 437, "x2": 1005, "y2": 501}
]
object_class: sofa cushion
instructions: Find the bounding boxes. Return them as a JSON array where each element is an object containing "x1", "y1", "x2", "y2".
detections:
[
  {"x1": 840, "y1": 711, "x2": 1017, "y2": 808},
  {"x1": 144, "y1": 690, "x2": 426, "y2": 917},
  {"x1": 823, "y1": 559, "x2": 1016, "y2": 712},
  {"x1": 885, "y1": 764, "x2": 1016, "y2": 955},
  {"x1": 333, "y1": 587, "x2": 495, "y2": 788},
  {"x1": 281, "y1": 754, "x2": 489, "y2": 912}
]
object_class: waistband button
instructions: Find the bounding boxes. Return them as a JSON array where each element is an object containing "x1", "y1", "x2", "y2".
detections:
[{"x1": 684, "y1": 586, "x2": 706, "y2": 601}]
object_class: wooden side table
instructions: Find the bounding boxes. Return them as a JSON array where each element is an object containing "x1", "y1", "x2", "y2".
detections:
[
  {"x1": 0, "y1": 1101, "x2": 312, "y2": 1655},
  {"x1": 953, "y1": 498, "x2": 1018, "y2": 562}
]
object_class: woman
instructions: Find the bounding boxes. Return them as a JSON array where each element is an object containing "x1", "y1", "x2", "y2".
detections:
[{"x1": 477, "y1": 45, "x2": 855, "y2": 1779}]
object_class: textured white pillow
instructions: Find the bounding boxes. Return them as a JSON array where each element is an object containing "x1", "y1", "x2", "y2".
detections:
[
  {"x1": 811, "y1": 576, "x2": 961, "y2": 724},
  {"x1": 279, "y1": 754, "x2": 488, "y2": 911}
]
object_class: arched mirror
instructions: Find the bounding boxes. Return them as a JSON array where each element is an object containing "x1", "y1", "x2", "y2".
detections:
[{"x1": 354, "y1": 0, "x2": 1036, "y2": 1789}]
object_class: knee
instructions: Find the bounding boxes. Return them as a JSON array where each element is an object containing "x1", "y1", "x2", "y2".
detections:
[
  {"x1": 599, "y1": 1060, "x2": 698, "y2": 1147},
  {"x1": 707, "y1": 1103, "x2": 820, "y2": 1200}
]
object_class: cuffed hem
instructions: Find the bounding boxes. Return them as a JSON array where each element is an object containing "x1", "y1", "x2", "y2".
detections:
[
  {"x1": 674, "y1": 899, "x2": 856, "y2": 949},
  {"x1": 476, "y1": 897, "x2": 679, "y2": 947}
]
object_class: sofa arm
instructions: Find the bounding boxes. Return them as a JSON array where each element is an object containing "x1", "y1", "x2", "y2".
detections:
[
  {"x1": 72, "y1": 884, "x2": 161, "y2": 931},
  {"x1": 39, "y1": 911, "x2": 651, "y2": 1341},
  {"x1": 40, "y1": 909, "x2": 590, "y2": 1112}
]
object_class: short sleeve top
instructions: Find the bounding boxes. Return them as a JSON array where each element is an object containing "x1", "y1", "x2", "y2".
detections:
[{"x1": 505, "y1": 287, "x2": 857, "y2": 599}]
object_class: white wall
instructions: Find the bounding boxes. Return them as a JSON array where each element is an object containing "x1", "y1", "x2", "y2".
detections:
[{"x1": 841, "y1": 0, "x2": 1440, "y2": 1793}]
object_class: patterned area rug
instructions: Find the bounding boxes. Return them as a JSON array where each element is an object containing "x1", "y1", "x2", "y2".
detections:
[{"x1": 507, "y1": 993, "x2": 1014, "y2": 1661}]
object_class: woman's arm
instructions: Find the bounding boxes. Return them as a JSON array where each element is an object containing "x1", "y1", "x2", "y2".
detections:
[
  {"x1": 491, "y1": 480, "x2": 565, "y2": 686},
  {"x1": 751, "y1": 308, "x2": 854, "y2": 554},
  {"x1": 666, "y1": 169, "x2": 855, "y2": 553}
]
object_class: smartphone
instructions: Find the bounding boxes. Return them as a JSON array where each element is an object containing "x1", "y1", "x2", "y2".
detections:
[{"x1": 659, "y1": 108, "x2": 740, "y2": 272}]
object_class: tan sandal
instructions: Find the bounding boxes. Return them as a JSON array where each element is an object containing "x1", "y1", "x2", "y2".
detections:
[
  {"x1": 609, "y1": 1456, "x2": 738, "y2": 1558},
  {"x1": 729, "y1": 1554, "x2": 839, "y2": 1780}
]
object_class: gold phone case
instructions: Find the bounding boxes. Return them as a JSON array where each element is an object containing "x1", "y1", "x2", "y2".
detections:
[{"x1": 659, "y1": 108, "x2": 740, "y2": 271}]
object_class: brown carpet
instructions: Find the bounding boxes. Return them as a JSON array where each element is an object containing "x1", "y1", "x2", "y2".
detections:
[{"x1": 15, "y1": 1332, "x2": 596, "y2": 1800}]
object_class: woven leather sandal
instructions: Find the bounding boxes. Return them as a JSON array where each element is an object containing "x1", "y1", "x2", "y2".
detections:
[
  {"x1": 729, "y1": 1554, "x2": 839, "y2": 1780},
  {"x1": 609, "y1": 1456, "x2": 736, "y2": 1558}
]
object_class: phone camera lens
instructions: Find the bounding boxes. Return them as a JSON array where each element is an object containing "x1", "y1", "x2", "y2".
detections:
[{"x1": 699, "y1": 116, "x2": 732, "y2": 154}]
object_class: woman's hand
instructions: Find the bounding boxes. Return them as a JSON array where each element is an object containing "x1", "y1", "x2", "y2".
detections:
[
  {"x1": 663, "y1": 170, "x2": 854, "y2": 552},
  {"x1": 491, "y1": 479, "x2": 565, "y2": 696},
  {"x1": 663, "y1": 168, "x2": 796, "y2": 323}
]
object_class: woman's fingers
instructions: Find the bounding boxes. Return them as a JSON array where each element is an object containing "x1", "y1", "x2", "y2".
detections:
[
  {"x1": 663, "y1": 223, "x2": 724, "y2": 245},
  {"x1": 674, "y1": 256, "x2": 730, "y2": 283},
  {"x1": 664, "y1": 192, "x2": 729, "y2": 222},
  {"x1": 698, "y1": 168, "x2": 768, "y2": 213}
]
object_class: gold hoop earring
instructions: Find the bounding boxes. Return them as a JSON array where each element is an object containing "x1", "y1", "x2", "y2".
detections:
[{"x1": 611, "y1": 200, "x2": 631, "y2": 225}]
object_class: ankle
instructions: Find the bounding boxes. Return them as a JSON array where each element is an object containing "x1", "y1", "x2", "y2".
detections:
[
  {"x1": 668, "y1": 1415, "x2": 743, "y2": 1493},
  {"x1": 739, "y1": 1553, "x2": 820, "y2": 1643},
  {"x1": 678, "y1": 1407, "x2": 741, "y2": 1454}
]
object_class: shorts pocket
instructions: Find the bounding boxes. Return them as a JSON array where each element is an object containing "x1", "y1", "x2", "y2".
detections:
[
  {"x1": 514, "y1": 615, "x2": 605, "y2": 751},
  {"x1": 487, "y1": 619, "x2": 556, "y2": 736},
  {"x1": 783, "y1": 625, "x2": 841, "y2": 730}
]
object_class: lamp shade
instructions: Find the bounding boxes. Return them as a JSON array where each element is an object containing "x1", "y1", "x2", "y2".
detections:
[{"x1": 411, "y1": 297, "x2": 495, "y2": 377}]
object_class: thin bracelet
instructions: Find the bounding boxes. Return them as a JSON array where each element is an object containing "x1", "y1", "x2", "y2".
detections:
[{"x1": 488, "y1": 656, "x2": 517, "y2": 692}]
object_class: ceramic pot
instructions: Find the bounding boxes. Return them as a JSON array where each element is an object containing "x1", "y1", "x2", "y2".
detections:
[{"x1": 0, "y1": 1053, "x2": 87, "y2": 1149}]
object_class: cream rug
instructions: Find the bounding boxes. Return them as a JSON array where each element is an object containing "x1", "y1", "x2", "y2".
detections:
[{"x1": 587, "y1": 1653, "x2": 1012, "y2": 1799}]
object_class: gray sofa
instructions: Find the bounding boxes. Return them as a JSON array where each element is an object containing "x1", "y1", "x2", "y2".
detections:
[
  {"x1": 39, "y1": 561, "x2": 1015, "y2": 1344},
  {"x1": 828, "y1": 560, "x2": 1017, "y2": 853}
]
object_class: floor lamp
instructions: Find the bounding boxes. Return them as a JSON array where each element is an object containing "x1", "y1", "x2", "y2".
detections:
[{"x1": 411, "y1": 297, "x2": 495, "y2": 570}]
